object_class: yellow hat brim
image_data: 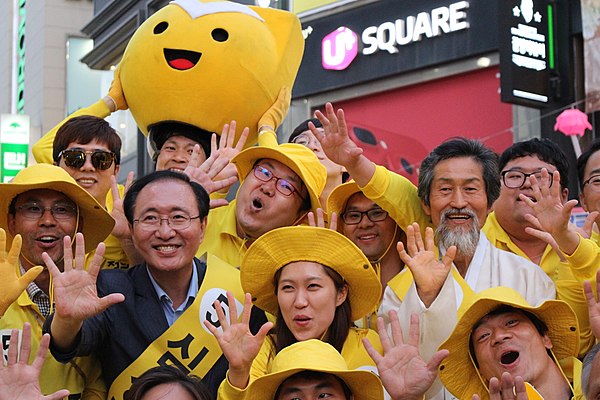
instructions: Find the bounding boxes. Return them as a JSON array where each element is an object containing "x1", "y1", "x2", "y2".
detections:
[
  {"x1": 0, "y1": 164, "x2": 114, "y2": 253},
  {"x1": 245, "y1": 339, "x2": 383, "y2": 400},
  {"x1": 438, "y1": 287, "x2": 579, "y2": 400},
  {"x1": 232, "y1": 143, "x2": 326, "y2": 213},
  {"x1": 241, "y1": 226, "x2": 380, "y2": 321}
]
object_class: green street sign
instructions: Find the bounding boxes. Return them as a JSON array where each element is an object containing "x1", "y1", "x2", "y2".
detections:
[{"x1": 1, "y1": 143, "x2": 28, "y2": 182}]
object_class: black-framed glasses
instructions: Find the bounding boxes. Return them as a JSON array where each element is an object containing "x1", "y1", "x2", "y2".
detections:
[
  {"x1": 583, "y1": 174, "x2": 600, "y2": 192},
  {"x1": 500, "y1": 170, "x2": 554, "y2": 189},
  {"x1": 253, "y1": 165, "x2": 303, "y2": 198},
  {"x1": 58, "y1": 149, "x2": 116, "y2": 170},
  {"x1": 133, "y1": 214, "x2": 201, "y2": 230},
  {"x1": 16, "y1": 202, "x2": 77, "y2": 220},
  {"x1": 341, "y1": 208, "x2": 388, "y2": 225}
]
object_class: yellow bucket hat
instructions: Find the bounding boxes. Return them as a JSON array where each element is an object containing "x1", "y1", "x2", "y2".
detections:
[
  {"x1": 241, "y1": 226, "x2": 381, "y2": 321},
  {"x1": 0, "y1": 164, "x2": 115, "y2": 253},
  {"x1": 232, "y1": 143, "x2": 326, "y2": 213},
  {"x1": 438, "y1": 287, "x2": 579, "y2": 400},
  {"x1": 326, "y1": 181, "x2": 361, "y2": 224},
  {"x1": 245, "y1": 339, "x2": 383, "y2": 400}
]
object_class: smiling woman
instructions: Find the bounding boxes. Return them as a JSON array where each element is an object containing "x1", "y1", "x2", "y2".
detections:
[{"x1": 205, "y1": 226, "x2": 384, "y2": 399}]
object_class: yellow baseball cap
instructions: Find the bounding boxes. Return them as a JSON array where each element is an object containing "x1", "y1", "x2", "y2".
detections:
[
  {"x1": 0, "y1": 164, "x2": 115, "y2": 253},
  {"x1": 438, "y1": 287, "x2": 578, "y2": 400},
  {"x1": 241, "y1": 225, "x2": 381, "y2": 321},
  {"x1": 232, "y1": 143, "x2": 326, "y2": 213},
  {"x1": 246, "y1": 339, "x2": 383, "y2": 400}
]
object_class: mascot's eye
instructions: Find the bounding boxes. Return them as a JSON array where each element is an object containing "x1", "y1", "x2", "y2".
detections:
[
  {"x1": 211, "y1": 28, "x2": 229, "y2": 42},
  {"x1": 154, "y1": 22, "x2": 169, "y2": 34}
]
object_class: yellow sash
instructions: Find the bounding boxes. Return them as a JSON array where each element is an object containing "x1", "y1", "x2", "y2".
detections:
[{"x1": 108, "y1": 254, "x2": 245, "y2": 400}]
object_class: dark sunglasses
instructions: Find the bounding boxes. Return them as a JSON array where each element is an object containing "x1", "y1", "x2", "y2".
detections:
[{"x1": 58, "y1": 149, "x2": 116, "y2": 170}]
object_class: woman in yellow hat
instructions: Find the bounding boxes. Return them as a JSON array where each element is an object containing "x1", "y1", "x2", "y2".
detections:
[{"x1": 204, "y1": 225, "x2": 383, "y2": 399}]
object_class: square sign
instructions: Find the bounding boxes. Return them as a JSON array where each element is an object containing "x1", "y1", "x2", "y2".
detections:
[
  {"x1": 499, "y1": 0, "x2": 551, "y2": 108},
  {"x1": 1, "y1": 114, "x2": 30, "y2": 182}
]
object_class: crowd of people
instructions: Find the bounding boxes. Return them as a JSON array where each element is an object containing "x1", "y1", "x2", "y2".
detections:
[{"x1": 3, "y1": 98, "x2": 600, "y2": 400}]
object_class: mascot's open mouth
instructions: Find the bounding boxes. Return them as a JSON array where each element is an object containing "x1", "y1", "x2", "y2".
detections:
[{"x1": 164, "y1": 48, "x2": 202, "y2": 70}]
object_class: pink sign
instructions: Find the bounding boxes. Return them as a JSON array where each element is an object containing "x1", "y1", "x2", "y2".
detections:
[{"x1": 321, "y1": 27, "x2": 358, "y2": 70}]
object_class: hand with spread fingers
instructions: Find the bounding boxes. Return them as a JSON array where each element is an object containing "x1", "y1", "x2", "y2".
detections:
[
  {"x1": 307, "y1": 208, "x2": 338, "y2": 231},
  {"x1": 212, "y1": 121, "x2": 249, "y2": 193},
  {"x1": 520, "y1": 169, "x2": 580, "y2": 256},
  {"x1": 397, "y1": 223, "x2": 456, "y2": 308},
  {"x1": 46, "y1": 233, "x2": 125, "y2": 351},
  {"x1": 472, "y1": 373, "x2": 528, "y2": 400},
  {"x1": 0, "y1": 323, "x2": 70, "y2": 400},
  {"x1": 0, "y1": 229, "x2": 43, "y2": 316},
  {"x1": 310, "y1": 102, "x2": 363, "y2": 169},
  {"x1": 203, "y1": 291, "x2": 273, "y2": 389},
  {"x1": 183, "y1": 129, "x2": 241, "y2": 205},
  {"x1": 363, "y1": 311, "x2": 448, "y2": 400}
]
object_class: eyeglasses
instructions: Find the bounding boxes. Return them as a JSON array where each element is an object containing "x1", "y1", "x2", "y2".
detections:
[
  {"x1": 133, "y1": 214, "x2": 200, "y2": 230},
  {"x1": 291, "y1": 133, "x2": 320, "y2": 149},
  {"x1": 58, "y1": 149, "x2": 116, "y2": 170},
  {"x1": 16, "y1": 202, "x2": 78, "y2": 220},
  {"x1": 500, "y1": 170, "x2": 554, "y2": 189},
  {"x1": 253, "y1": 165, "x2": 303, "y2": 198},
  {"x1": 583, "y1": 175, "x2": 600, "y2": 192},
  {"x1": 341, "y1": 208, "x2": 388, "y2": 225}
]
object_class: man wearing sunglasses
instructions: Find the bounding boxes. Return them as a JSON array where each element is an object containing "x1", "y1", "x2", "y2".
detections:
[
  {"x1": 46, "y1": 115, "x2": 135, "y2": 270},
  {"x1": 196, "y1": 143, "x2": 326, "y2": 267},
  {"x1": 0, "y1": 163, "x2": 114, "y2": 398},
  {"x1": 483, "y1": 138, "x2": 599, "y2": 357}
]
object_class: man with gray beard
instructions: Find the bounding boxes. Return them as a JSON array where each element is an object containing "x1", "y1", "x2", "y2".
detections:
[{"x1": 310, "y1": 103, "x2": 555, "y2": 400}]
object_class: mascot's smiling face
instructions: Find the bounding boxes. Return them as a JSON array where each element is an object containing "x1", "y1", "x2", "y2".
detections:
[{"x1": 119, "y1": 0, "x2": 303, "y2": 146}]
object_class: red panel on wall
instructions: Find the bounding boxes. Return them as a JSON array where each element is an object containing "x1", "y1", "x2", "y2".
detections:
[{"x1": 329, "y1": 67, "x2": 513, "y2": 183}]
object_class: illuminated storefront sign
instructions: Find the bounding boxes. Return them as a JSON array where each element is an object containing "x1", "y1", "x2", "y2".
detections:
[
  {"x1": 1, "y1": 114, "x2": 29, "y2": 182},
  {"x1": 499, "y1": 0, "x2": 552, "y2": 107},
  {"x1": 321, "y1": 1, "x2": 469, "y2": 70}
]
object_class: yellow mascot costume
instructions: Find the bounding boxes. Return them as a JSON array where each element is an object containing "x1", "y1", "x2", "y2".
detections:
[{"x1": 33, "y1": 0, "x2": 304, "y2": 162}]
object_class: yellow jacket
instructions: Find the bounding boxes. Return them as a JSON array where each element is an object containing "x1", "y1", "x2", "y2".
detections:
[
  {"x1": 1, "y1": 290, "x2": 106, "y2": 399},
  {"x1": 196, "y1": 200, "x2": 246, "y2": 268},
  {"x1": 217, "y1": 328, "x2": 383, "y2": 400},
  {"x1": 483, "y1": 212, "x2": 599, "y2": 356}
]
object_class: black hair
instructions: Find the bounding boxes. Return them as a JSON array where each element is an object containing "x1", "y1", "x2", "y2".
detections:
[
  {"x1": 123, "y1": 365, "x2": 211, "y2": 400},
  {"x1": 123, "y1": 170, "x2": 210, "y2": 225},
  {"x1": 53, "y1": 115, "x2": 122, "y2": 165},
  {"x1": 498, "y1": 138, "x2": 570, "y2": 189},
  {"x1": 288, "y1": 118, "x2": 323, "y2": 143},
  {"x1": 149, "y1": 122, "x2": 213, "y2": 160}
]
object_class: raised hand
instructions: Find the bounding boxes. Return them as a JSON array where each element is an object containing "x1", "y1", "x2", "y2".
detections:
[
  {"x1": 184, "y1": 133, "x2": 239, "y2": 202},
  {"x1": 0, "y1": 229, "x2": 43, "y2": 316},
  {"x1": 363, "y1": 311, "x2": 448, "y2": 400},
  {"x1": 204, "y1": 292, "x2": 273, "y2": 389},
  {"x1": 584, "y1": 269, "x2": 600, "y2": 340},
  {"x1": 397, "y1": 223, "x2": 456, "y2": 307},
  {"x1": 46, "y1": 233, "x2": 125, "y2": 350},
  {"x1": 307, "y1": 208, "x2": 338, "y2": 231},
  {"x1": 0, "y1": 323, "x2": 70, "y2": 400},
  {"x1": 258, "y1": 87, "x2": 291, "y2": 147},
  {"x1": 110, "y1": 172, "x2": 134, "y2": 241},
  {"x1": 211, "y1": 121, "x2": 249, "y2": 192},
  {"x1": 520, "y1": 169, "x2": 580, "y2": 256},
  {"x1": 472, "y1": 373, "x2": 528, "y2": 400},
  {"x1": 311, "y1": 103, "x2": 363, "y2": 168}
]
